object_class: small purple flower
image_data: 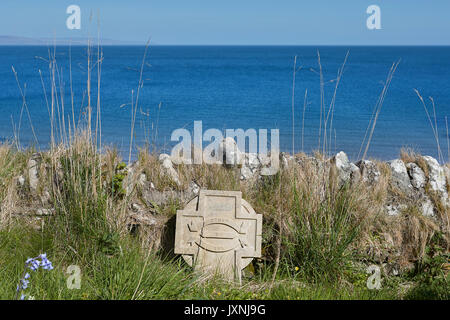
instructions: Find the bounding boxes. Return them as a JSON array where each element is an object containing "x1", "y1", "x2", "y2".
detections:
[
  {"x1": 21, "y1": 279, "x2": 29, "y2": 289},
  {"x1": 28, "y1": 259, "x2": 40, "y2": 272},
  {"x1": 16, "y1": 253, "x2": 53, "y2": 300}
]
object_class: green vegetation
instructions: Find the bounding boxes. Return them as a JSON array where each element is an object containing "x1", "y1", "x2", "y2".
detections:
[
  {"x1": 0, "y1": 43, "x2": 448, "y2": 300},
  {"x1": 0, "y1": 140, "x2": 448, "y2": 300}
]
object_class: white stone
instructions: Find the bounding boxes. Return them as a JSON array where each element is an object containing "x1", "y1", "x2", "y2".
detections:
[
  {"x1": 189, "y1": 181, "x2": 200, "y2": 195},
  {"x1": 388, "y1": 159, "x2": 412, "y2": 193},
  {"x1": 27, "y1": 154, "x2": 40, "y2": 191},
  {"x1": 422, "y1": 156, "x2": 446, "y2": 194},
  {"x1": 350, "y1": 163, "x2": 361, "y2": 183},
  {"x1": 421, "y1": 197, "x2": 435, "y2": 217},
  {"x1": 218, "y1": 137, "x2": 242, "y2": 166},
  {"x1": 138, "y1": 173, "x2": 147, "y2": 186},
  {"x1": 131, "y1": 203, "x2": 142, "y2": 212},
  {"x1": 386, "y1": 204, "x2": 400, "y2": 216},
  {"x1": 158, "y1": 153, "x2": 171, "y2": 162},
  {"x1": 18, "y1": 175, "x2": 25, "y2": 187},
  {"x1": 356, "y1": 160, "x2": 380, "y2": 184},
  {"x1": 240, "y1": 166, "x2": 253, "y2": 180},
  {"x1": 258, "y1": 153, "x2": 271, "y2": 167},
  {"x1": 246, "y1": 153, "x2": 260, "y2": 170},
  {"x1": 386, "y1": 204, "x2": 407, "y2": 216},
  {"x1": 333, "y1": 151, "x2": 353, "y2": 185},
  {"x1": 406, "y1": 163, "x2": 426, "y2": 190},
  {"x1": 36, "y1": 208, "x2": 52, "y2": 216},
  {"x1": 158, "y1": 154, "x2": 181, "y2": 186}
]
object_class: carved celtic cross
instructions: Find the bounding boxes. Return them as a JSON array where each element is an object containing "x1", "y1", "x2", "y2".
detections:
[{"x1": 174, "y1": 190, "x2": 262, "y2": 283}]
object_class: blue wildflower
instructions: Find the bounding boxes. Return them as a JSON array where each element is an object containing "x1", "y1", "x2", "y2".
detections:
[
  {"x1": 16, "y1": 253, "x2": 53, "y2": 300},
  {"x1": 21, "y1": 279, "x2": 29, "y2": 289}
]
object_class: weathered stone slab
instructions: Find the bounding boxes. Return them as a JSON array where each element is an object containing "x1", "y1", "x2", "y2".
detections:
[{"x1": 174, "y1": 190, "x2": 262, "y2": 283}]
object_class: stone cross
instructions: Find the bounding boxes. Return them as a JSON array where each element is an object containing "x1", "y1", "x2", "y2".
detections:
[{"x1": 174, "y1": 190, "x2": 262, "y2": 283}]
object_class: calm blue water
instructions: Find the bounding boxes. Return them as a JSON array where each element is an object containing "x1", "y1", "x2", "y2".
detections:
[{"x1": 1, "y1": 45, "x2": 449, "y2": 161}]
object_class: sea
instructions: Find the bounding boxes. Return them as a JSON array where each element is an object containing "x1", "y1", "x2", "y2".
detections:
[{"x1": 1, "y1": 45, "x2": 449, "y2": 162}]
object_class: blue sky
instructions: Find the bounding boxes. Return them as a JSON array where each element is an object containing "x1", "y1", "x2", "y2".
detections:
[{"x1": 0, "y1": 0, "x2": 449, "y2": 45}]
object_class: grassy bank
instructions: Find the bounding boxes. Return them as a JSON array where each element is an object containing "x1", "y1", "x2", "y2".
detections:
[{"x1": 0, "y1": 138, "x2": 448, "y2": 300}]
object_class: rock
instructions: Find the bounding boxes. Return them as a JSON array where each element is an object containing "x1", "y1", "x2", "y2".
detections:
[
  {"x1": 240, "y1": 165, "x2": 253, "y2": 180},
  {"x1": 332, "y1": 151, "x2": 353, "y2": 185},
  {"x1": 27, "y1": 153, "x2": 41, "y2": 191},
  {"x1": 246, "y1": 153, "x2": 260, "y2": 170},
  {"x1": 386, "y1": 203, "x2": 407, "y2": 216},
  {"x1": 158, "y1": 154, "x2": 181, "y2": 186},
  {"x1": 138, "y1": 173, "x2": 147, "y2": 187},
  {"x1": 36, "y1": 208, "x2": 53, "y2": 216},
  {"x1": 258, "y1": 153, "x2": 271, "y2": 167},
  {"x1": 123, "y1": 161, "x2": 138, "y2": 196},
  {"x1": 422, "y1": 156, "x2": 447, "y2": 194},
  {"x1": 421, "y1": 196, "x2": 435, "y2": 217},
  {"x1": 188, "y1": 181, "x2": 200, "y2": 195},
  {"x1": 386, "y1": 204, "x2": 400, "y2": 216},
  {"x1": 406, "y1": 163, "x2": 426, "y2": 190},
  {"x1": 126, "y1": 161, "x2": 138, "y2": 174},
  {"x1": 17, "y1": 175, "x2": 25, "y2": 187},
  {"x1": 350, "y1": 163, "x2": 361, "y2": 184},
  {"x1": 141, "y1": 187, "x2": 190, "y2": 207},
  {"x1": 158, "y1": 153, "x2": 170, "y2": 163},
  {"x1": 356, "y1": 160, "x2": 380, "y2": 184},
  {"x1": 256, "y1": 151, "x2": 281, "y2": 176},
  {"x1": 218, "y1": 137, "x2": 242, "y2": 167},
  {"x1": 280, "y1": 152, "x2": 289, "y2": 169},
  {"x1": 422, "y1": 156, "x2": 449, "y2": 207},
  {"x1": 131, "y1": 203, "x2": 142, "y2": 212},
  {"x1": 443, "y1": 166, "x2": 450, "y2": 185},
  {"x1": 388, "y1": 159, "x2": 412, "y2": 193},
  {"x1": 129, "y1": 212, "x2": 157, "y2": 226},
  {"x1": 40, "y1": 190, "x2": 51, "y2": 205}
]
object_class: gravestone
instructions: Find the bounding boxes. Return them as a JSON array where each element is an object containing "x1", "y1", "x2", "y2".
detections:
[{"x1": 174, "y1": 190, "x2": 262, "y2": 283}]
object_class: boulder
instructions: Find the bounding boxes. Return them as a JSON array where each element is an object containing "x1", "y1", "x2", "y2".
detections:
[
  {"x1": 138, "y1": 173, "x2": 147, "y2": 187},
  {"x1": 240, "y1": 165, "x2": 253, "y2": 180},
  {"x1": 218, "y1": 137, "x2": 242, "y2": 167},
  {"x1": 356, "y1": 160, "x2": 380, "y2": 184},
  {"x1": 421, "y1": 196, "x2": 435, "y2": 217},
  {"x1": 159, "y1": 154, "x2": 181, "y2": 187},
  {"x1": 258, "y1": 153, "x2": 271, "y2": 167},
  {"x1": 27, "y1": 153, "x2": 41, "y2": 192},
  {"x1": 422, "y1": 156, "x2": 447, "y2": 194},
  {"x1": 246, "y1": 153, "x2": 260, "y2": 170},
  {"x1": 350, "y1": 163, "x2": 361, "y2": 184},
  {"x1": 388, "y1": 159, "x2": 412, "y2": 193},
  {"x1": 279, "y1": 152, "x2": 289, "y2": 169},
  {"x1": 406, "y1": 163, "x2": 426, "y2": 190},
  {"x1": 332, "y1": 151, "x2": 354, "y2": 185}
]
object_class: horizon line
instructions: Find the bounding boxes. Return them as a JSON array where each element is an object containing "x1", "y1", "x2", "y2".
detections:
[{"x1": 1, "y1": 43, "x2": 450, "y2": 47}]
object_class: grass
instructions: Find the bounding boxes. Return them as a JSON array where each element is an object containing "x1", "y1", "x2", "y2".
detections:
[
  {"x1": 0, "y1": 41, "x2": 448, "y2": 300},
  {"x1": 0, "y1": 222, "x2": 403, "y2": 300},
  {"x1": 1, "y1": 139, "x2": 448, "y2": 300}
]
